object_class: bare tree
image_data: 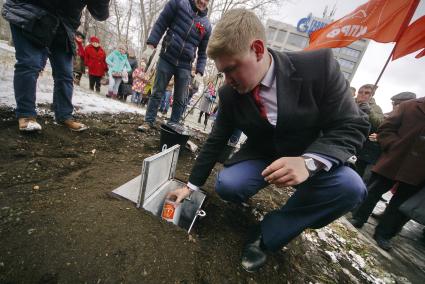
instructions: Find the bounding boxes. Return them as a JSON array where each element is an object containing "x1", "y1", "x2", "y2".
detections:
[
  {"x1": 80, "y1": 8, "x2": 90, "y2": 36},
  {"x1": 208, "y1": 0, "x2": 281, "y2": 24},
  {"x1": 139, "y1": 0, "x2": 167, "y2": 47},
  {"x1": 124, "y1": 0, "x2": 134, "y2": 46},
  {"x1": 111, "y1": 0, "x2": 124, "y2": 41}
]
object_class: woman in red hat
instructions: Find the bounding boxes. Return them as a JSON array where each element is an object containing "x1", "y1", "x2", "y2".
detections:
[{"x1": 84, "y1": 36, "x2": 107, "y2": 92}]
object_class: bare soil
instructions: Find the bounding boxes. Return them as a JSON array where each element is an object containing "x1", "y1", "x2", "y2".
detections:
[{"x1": 0, "y1": 106, "x2": 384, "y2": 283}]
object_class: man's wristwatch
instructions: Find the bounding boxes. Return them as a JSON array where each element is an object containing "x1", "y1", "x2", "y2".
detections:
[{"x1": 303, "y1": 157, "x2": 320, "y2": 177}]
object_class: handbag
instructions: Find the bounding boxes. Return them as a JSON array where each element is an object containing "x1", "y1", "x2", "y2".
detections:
[
  {"x1": 100, "y1": 77, "x2": 109, "y2": 85},
  {"x1": 399, "y1": 186, "x2": 425, "y2": 225},
  {"x1": 112, "y1": 72, "x2": 122, "y2": 78},
  {"x1": 121, "y1": 71, "x2": 129, "y2": 83}
]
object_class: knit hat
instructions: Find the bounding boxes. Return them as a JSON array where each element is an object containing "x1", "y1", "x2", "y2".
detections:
[{"x1": 90, "y1": 36, "x2": 100, "y2": 43}]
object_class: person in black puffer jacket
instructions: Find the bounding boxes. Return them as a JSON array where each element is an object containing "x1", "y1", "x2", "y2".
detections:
[
  {"x1": 2, "y1": 0, "x2": 110, "y2": 132},
  {"x1": 137, "y1": 0, "x2": 212, "y2": 132}
]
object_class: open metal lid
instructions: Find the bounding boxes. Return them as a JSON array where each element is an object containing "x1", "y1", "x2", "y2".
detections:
[{"x1": 136, "y1": 144, "x2": 180, "y2": 208}]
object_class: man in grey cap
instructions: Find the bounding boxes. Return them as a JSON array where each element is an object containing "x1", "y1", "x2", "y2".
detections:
[
  {"x1": 391, "y1": 92, "x2": 417, "y2": 109},
  {"x1": 384, "y1": 92, "x2": 417, "y2": 118}
]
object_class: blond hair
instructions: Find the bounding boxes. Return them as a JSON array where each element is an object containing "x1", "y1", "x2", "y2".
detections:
[{"x1": 207, "y1": 9, "x2": 266, "y2": 59}]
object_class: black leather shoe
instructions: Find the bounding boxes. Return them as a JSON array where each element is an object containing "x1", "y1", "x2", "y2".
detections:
[
  {"x1": 349, "y1": 217, "x2": 365, "y2": 228},
  {"x1": 241, "y1": 226, "x2": 267, "y2": 272},
  {"x1": 373, "y1": 234, "x2": 392, "y2": 251}
]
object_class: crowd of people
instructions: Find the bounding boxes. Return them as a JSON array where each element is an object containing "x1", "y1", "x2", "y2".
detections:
[
  {"x1": 349, "y1": 86, "x2": 424, "y2": 251},
  {"x1": 2, "y1": 0, "x2": 424, "y2": 275}
]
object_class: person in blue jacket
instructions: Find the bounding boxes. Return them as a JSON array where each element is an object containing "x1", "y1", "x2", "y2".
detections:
[
  {"x1": 105, "y1": 45, "x2": 132, "y2": 99},
  {"x1": 138, "y1": 0, "x2": 211, "y2": 131}
]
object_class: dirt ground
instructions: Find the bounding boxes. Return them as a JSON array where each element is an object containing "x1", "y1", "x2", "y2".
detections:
[{"x1": 0, "y1": 105, "x2": 400, "y2": 284}]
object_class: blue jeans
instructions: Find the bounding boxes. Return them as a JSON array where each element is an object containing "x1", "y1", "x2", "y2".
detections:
[
  {"x1": 215, "y1": 160, "x2": 367, "y2": 251},
  {"x1": 131, "y1": 91, "x2": 141, "y2": 104},
  {"x1": 144, "y1": 57, "x2": 191, "y2": 124},
  {"x1": 108, "y1": 73, "x2": 122, "y2": 95},
  {"x1": 10, "y1": 24, "x2": 74, "y2": 121},
  {"x1": 159, "y1": 90, "x2": 172, "y2": 112}
]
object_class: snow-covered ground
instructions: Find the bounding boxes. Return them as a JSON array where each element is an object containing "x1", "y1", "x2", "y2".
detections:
[
  {"x1": 0, "y1": 40, "x2": 242, "y2": 139},
  {"x1": 0, "y1": 42, "x2": 146, "y2": 116}
]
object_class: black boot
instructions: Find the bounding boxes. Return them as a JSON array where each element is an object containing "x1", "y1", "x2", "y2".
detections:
[
  {"x1": 204, "y1": 114, "x2": 209, "y2": 126},
  {"x1": 373, "y1": 233, "x2": 392, "y2": 250},
  {"x1": 349, "y1": 217, "x2": 365, "y2": 228},
  {"x1": 241, "y1": 225, "x2": 267, "y2": 272}
]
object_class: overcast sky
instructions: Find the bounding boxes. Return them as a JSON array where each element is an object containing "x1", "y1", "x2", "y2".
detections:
[{"x1": 268, "y1": 0, "x2": 425, "y2": 112}]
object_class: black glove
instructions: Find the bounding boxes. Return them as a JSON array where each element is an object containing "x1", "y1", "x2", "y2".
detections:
[{"x1": 358, "y1": 102, "x2": 371, "y2": 114}]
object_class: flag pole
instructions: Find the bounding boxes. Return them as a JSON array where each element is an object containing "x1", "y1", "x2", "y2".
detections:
[
  {"x1": 373, "y1": 45, "x2": 396, "y2": 87},
  {"x1": 373, "y1": 0, "x2": 420, "y2": 88}
]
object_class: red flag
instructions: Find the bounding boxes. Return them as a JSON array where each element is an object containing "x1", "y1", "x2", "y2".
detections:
[
  {"x1": 416, "y1": 49, "x2": 425, "y2": 59},
  {"x1": 392, "y1": 15, "x2": 425, "y2": 60},
  {"x1": 305, "y1": 0, "x2": 419, "y2": 50}
]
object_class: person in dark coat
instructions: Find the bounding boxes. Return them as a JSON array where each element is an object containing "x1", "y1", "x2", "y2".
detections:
[
  {"x1": 198, "y1": 81, "x2": 216, "y2": 126},
  {"x1": 137, "y1": 0, "x2": 212, "y2": 131},
  {"x1": 166, "y1": 9, "x2": 369, "y2": 272},
  {"x1": 84, "y1": 36, "x2": 108, "y2": 93},
  {"x1": 355, "y1": 84, "x2": 385, "y2": 183},
  {"x1": 389, "y1": 91, "x2": 417, "y2": 114},
  {"x1": 350, "y1": 96, "x2": 425, "y2": 250},
  {"x1": 2, "y1": 0, "x2": 110, "y2": 132},
  {"x1": 73, "y1": 31, "x2": 86, "y2": 86}
]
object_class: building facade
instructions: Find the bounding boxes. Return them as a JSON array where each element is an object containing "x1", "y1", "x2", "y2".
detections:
[{"x1": 266, "y1": 15, "x2": 369, "y2": 82}]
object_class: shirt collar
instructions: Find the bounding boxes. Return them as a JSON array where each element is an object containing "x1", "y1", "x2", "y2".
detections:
[{"x1": 261, "y1": 53, "x2": 275, "y2": 88}]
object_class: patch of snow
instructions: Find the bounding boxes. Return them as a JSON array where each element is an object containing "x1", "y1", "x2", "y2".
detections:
[
  {"x1": 325, "y1": 250, "x2": 338, "y2": 263},
  {"x1": 0, "y1": 46, "x2": 146, "y2": 116},
  {"x1": 317, "y1": 230, "x2": 328, "y2": 242},
  {"x1": 251, "y1": 208, "x2": 264, "y2": 221},
  {"x1": 302, "y1": 232, "x2": 318, "y2": 245},
  {"x1": 0, "y1": 41, "x2": 15, "y2": 53},
  {"x1": 349, "y1": 250, "x2": 366, "y2": 269}
]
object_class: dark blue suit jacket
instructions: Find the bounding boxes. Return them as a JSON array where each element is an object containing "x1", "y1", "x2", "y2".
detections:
[{"x1": 189, "y1": 49, "x2": 370, "y2": 186}]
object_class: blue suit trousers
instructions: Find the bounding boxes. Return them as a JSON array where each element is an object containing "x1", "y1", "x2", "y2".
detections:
[{"x1": 215, "y1": 159, "x2": 367, "y2": 251}]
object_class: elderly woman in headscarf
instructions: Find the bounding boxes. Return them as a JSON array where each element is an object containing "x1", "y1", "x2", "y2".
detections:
[
  {"x1": 105, "y1": 44, "x2": 131, "y2": 99},
  {"x1": 198, "y1": 81, "x2": 216, "y2": 126}
]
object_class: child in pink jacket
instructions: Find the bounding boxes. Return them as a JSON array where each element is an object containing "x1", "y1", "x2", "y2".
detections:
[{"x1": 131, "y1": 62, "x2": 147, "y2": 104}]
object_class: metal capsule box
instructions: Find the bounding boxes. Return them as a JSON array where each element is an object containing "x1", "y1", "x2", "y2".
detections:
[{"x1": 112, "y1": 145, "x2": 207, "y2": 233}]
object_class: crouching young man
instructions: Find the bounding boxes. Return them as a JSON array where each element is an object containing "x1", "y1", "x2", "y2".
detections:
[{"x1": 167, "y1": 9, "x2": 370, "y2": 272}]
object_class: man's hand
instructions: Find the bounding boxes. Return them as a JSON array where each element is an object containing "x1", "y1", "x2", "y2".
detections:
[
  {"x1": 261, "y1": 157, "x2": 309, "y2": 187},
  {"x1": 369, "y1": 133, "x2": 378, "y2": 142},
  {"x1": 194, "y1": 73, "x2": 203, "y2": 85},
  {"x1": 358, "y1": 102, "x2": 371, "y2": 114},
  {"x1": 141, "y1": 45, "x2": 155, "y2": 60},
  {"x1": 166, "y1": 186, "x2": 192, "y2": 203}
]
